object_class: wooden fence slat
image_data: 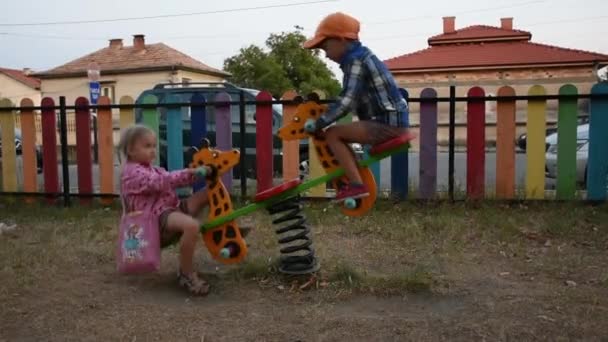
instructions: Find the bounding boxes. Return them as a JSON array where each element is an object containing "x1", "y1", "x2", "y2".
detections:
[
  {"x1": 119, "y1": 96, "x2": 135, "y2": 130},
  {"x1": 496, "y1": 86, "x2": 516, "y2": 199},
  {"x1": 75, "y1": 97, "x2": 93, "y2": 204},
  {"x1": 215, "y1": 92, "x2": 233, "y2": 190},
  {"x1": 390, "y1": 88, "x2": 410, "y2": 199},
  {"x1": 20, "y1": 98, "x2": 38, "y2": 203},
  {"x1": 556, "y1": 84, "x2": 578, "y2": 200},
  {"x1": 255, "y1": 91, "x2": 274, "y2": 194},
  {"x1": 165, "y1": 94, "x2": 183, "y2": 172},
  {"x1": 281, "y1": 90, "x2": 300, "y2": 182},
  {"x1": 587, "y1": 82, "x2": 608, "y2": 201},
  {"x1": 141, "y1": 95, "x2": 160, "y2": 166},
  {"x1": 307, "y1": 91, "x2": 326, "y2": 197},
  {"x1": 419, "y1": 88, "x2": 437, "y2": 199},
  {"x1": 41, "y1": 97, "x2": 59, "y2": 203},
  {"x1": 466, "y1": 87, "x2": 486, "y2": 199},
  {"x1": 525, "y1": 85, "x2": 547, "y2": 199},
  {"x1": 190, "y1": 94, "x2": 207, "y2": 192},
  {"x1": 0, "y1": 98, "x2": 17, "y2": 193},
  {"x1": 97, "y1": 96, "x2": 114, "y2": 204}
]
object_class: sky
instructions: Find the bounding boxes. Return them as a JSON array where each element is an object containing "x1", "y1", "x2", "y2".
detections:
[{"x1": 1, "y1": 0, "x2": 607, "y2": 79}]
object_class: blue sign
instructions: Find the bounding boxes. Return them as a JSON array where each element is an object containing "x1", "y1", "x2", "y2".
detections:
[{"x1": 89, "y1": 81, "x2": 100, "y2": 105}]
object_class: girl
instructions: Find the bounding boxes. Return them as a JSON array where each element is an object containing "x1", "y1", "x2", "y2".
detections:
[{"x1": 117, "y1": 124, "x2": 211, "y2": 296}]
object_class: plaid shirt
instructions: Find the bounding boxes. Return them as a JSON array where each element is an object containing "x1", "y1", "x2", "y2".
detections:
[{"x1": 318, "y1": 42, "x2": 409, "y2": 129}]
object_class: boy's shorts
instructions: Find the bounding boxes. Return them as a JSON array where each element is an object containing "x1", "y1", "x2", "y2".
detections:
[
  {"x1": 362, "y1": 119, "x2": 409, "y2": 146},
  {"x1": 158, "y1": 199, "x2": 190, "y2": 248}
]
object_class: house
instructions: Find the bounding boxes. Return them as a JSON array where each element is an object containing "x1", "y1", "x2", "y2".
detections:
[
  {"x1": 0, "y1": 67, "x2": 41, "y2": 105},
  {"x1": 33, "y1": 34, "x2": 230, "y2": 107},
  {"x1": 384, "y1": 17, "x2": 608, "y2": 146},
  {"x1": 29, "y1": 34, "x2": 231, "y2": 152}
]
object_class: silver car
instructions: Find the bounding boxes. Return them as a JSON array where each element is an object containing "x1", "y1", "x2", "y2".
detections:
[{"x1": 545, "y1": 124, "x2": 607, "y2": 187}]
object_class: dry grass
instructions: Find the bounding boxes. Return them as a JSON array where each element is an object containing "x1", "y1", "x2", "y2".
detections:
[{"x1": 1, "y1": 199, "x2": 608, "y2": 341}]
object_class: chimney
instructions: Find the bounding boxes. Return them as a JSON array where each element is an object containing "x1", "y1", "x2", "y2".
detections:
[
  {"x1": 443, "y1": 16, "x2": 456, "y2": 34},
  {"x1": 501, "y1": 17, "x2": 513, "y2": 30},
  {"x1": 133, "y1": 34, "x2": 145, "y2": 50},
  {"x1": 109, "y1": 38, "x2": 123, "y2": 49}
]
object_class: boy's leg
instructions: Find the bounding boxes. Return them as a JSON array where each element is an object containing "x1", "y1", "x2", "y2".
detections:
[
  {"x1": 165, "y1": 212, "x2": 209, "y2": 295},
  {"x1": 325, "y1": 121, "x2": 407, "y2": 200}
]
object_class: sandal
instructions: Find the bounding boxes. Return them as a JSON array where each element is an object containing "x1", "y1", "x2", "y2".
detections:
[{"x1": 177, "y1": 271, "x2": 209, "y2": 296}]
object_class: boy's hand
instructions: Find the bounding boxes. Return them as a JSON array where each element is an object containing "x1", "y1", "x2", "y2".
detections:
[
  {"x1": 304, "y1": 117, "x2": 329, "y2": 133},
  {"x1": 304, "y1": 119, "x2": 317, "y2": 133}
]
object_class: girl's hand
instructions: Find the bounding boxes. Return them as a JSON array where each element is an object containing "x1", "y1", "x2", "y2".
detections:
[{"x1": 192, "y1": 166, "x2": 211, "y2": 178}]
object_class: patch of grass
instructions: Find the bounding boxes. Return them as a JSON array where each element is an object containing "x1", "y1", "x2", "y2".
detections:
[
  {"x1": 226, "y1": 256, "x2": 279, "y2": 280},
  {"x1": 328, "y1": 262, "x2": 363, "y2": 287},
  {"x1": 364, "y1": 266, "x2": 434, "y2": 294}
]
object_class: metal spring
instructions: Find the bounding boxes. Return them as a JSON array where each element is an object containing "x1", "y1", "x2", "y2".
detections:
[{"x1": 267, "y1": 195, "x2": 320, "y2": 275}]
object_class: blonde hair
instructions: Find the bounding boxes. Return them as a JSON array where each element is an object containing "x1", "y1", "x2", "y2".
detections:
[{"x1": 117, "y1": 124, "x2": 155, "y2": 162}]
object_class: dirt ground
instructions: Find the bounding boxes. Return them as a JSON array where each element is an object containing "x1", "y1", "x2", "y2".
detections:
[{"x1": 1, "y1": 200, "x2": 607, "y2": 341}]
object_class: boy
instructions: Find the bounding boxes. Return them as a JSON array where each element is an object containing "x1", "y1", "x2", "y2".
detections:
[{"x1": 303, "y1": 12, "x2": 412, "y2": 201}]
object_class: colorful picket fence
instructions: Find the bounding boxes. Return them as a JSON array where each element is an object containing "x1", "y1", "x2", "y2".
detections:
[{"x1": 0, "y1": 82, "x2": 607, "y2": 205}]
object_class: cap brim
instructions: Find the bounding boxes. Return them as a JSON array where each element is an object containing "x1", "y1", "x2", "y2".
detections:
[{"x1": 303, "y1": 35, "x2": 325, "y2": 49}]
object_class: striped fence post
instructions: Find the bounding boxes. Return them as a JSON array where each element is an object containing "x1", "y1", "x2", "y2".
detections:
[
  {"x1": 141, "y1": 95, "x2": 160, "y2": 166},
  {"x1": 556, "y1": 84, "x2": 578, "y2": 200},
  {"x1": 41, "y1": 97, "x2": 59, "y2": 203},
  {"x1": 587, "y1": 82, "x2": 608, "y2": 201},
  {"x1": 75, "y1": 97, "x2": 93, "y2": 204},
  {"x1": 525, "y1": 85, "x2": 547, "y2": 199},
  {"x1": 466, "y1": 87, "x2": 486, "y2": 199},
  {"x1": 0, "y1": 98, "x2": 17, "y2": 193},
  {"x1": 215, "y1": 92, "x2": 233, "y2": 191},
  {"x1": 281, "y1": 90, "x2": 300, "y2": 182},
  {"x1": 20, "y1": 98, "x2": 38, "y2": 203},
  {"x1": 97, "y1": 96, "x2": 114, "y2": 204},
  {"x1": 255, "y1": 91, "x2": 274, "y2": 194},
  {"x1": 419, "y1": 88, "x2": 438, "y2": 199},
  {"x1": 190, "y1": 94, "x2": 207, "y2": 192},
  {"x1": 496, "y1": 86, "x2": 516, "y2": 199}
]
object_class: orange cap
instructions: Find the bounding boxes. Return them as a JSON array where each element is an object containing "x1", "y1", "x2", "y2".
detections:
[{"x1": 303, "y1": 12, "x2": 360, "y2": 49}]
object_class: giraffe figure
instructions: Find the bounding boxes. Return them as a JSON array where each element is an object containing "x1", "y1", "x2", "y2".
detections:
[
  {"x1": 189, "y1": 139, "x2": 248, "y2": 264},
  {"x1": 277, "y1": 101, "x2": 378, "y2": 216}
]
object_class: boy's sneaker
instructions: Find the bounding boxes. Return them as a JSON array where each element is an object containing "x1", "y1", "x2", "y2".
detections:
[{"x1": 334, "y1": 183, "x2": 370, "y2": 202}]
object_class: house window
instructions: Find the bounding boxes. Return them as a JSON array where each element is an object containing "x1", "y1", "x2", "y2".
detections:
[{"x1": 101, "y1": 83, "x2": 116, "y2": 103}]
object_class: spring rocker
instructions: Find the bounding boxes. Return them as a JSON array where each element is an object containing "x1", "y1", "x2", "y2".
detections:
[{"x1": 187, "y1": 100, "x2": 415, "y2": 275}]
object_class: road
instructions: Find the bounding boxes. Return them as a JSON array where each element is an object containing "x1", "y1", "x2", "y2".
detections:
[{"x1": 8, "y1": 151, "x2": 552, "y2": 196}]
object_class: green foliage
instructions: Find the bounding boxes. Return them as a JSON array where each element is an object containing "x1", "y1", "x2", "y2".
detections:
[{"x1": 223, "y1": 27, "x2": 341, "y2": 98}]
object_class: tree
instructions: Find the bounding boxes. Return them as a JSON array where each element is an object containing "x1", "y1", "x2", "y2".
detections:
[
  {"x1": 223, "y1": 27, "x2": 341, "y2": 98},
  {"x1": 223, "y1": 45, "x2": 292, "y2": 97}
]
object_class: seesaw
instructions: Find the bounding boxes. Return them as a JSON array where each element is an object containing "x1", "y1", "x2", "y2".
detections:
[{"x1": 188, "y1": 101, "x2": 415, "y2": 274}]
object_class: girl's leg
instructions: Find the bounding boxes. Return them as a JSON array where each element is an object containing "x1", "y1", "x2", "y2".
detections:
[
  {"x1": 165, "y1": 212, "x2": 209, "y2": 295},
  {"x1": 183, "y1": 188, "x2": 209, "y2": 217}
]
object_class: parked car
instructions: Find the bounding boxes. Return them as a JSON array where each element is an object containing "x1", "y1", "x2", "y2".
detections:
[
  {"x1": 517, "y1": 116, "x2": 590, "y2": 151},
  {"x1": 0, "y1": 128, "x2": 43, "y2": 174},
  {"x1": 135, "y1": 82, "x2": 363, "y2": 178},
  {"x1": 544, "y1": 124, "x2": 605, "y2": 187}
]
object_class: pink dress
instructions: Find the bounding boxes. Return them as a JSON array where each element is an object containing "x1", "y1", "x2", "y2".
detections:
[{"x1": 120, "y1": 161, "x2": 198, "y2": 220}]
